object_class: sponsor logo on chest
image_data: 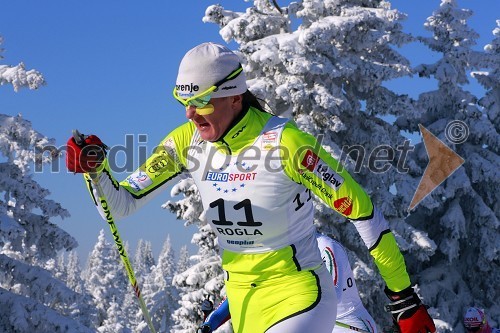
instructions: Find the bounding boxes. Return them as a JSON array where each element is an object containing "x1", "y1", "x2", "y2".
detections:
[
  {"x1": 261, "y1": 130, "x2": 279, "y2": 150},
  {"x1": 202, "y1": 161, "x2": 258, "y2": 194},
  {"x1": 205, "y1": 171, "x2": 257, "y2": 182}
]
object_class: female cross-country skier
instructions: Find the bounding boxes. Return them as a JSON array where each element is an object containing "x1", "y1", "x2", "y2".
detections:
[{"x1": 67, "y1": 42, "x2": 435, "y2": 333}]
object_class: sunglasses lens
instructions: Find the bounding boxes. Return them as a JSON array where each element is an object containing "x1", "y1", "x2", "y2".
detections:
[
  {"x1": 173, "y1": 87, "x2": 212, "y2": 108},
  {"x1": 189, "y1": 94, "x2": 211, "y2": 108}
]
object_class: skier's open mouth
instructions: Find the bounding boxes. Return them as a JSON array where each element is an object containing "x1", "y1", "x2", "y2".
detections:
[{"x1": 198, "y1": 122, "x2": 210, "y2": 129}]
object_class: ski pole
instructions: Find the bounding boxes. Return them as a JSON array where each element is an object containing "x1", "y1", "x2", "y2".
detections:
[
  {"x1": 336, "y1": 320, "x2": 372, "y2": 333},
  {"x1": 73, "y1": 130, "x2": 157, "y2": 333}
]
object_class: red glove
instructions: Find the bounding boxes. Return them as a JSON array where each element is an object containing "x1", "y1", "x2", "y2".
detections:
[
  {"x1": 66, "y1": 133, "x2": 107, "y2": 173},
  {"x1": 385, "y1": 286, "x2": 436, "y2": 333}
]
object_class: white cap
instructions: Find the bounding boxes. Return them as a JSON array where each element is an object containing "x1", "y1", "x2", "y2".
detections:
[
  {"x1": 464, "y1": 307, "x2": 485, "y2": 328},
  {"x1": 175, "y1": 42, "x2": 247, "y2": 99}
]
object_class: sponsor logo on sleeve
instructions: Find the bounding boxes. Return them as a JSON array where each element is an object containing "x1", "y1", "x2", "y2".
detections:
[
  {"x1": 298, "y1": 169, "x2": 333, "y2": 200},
  {"x1": 301, "y1": 150, "x2": 344, "y2": 191},
  {"x1": 301, "y1": 150, "x2": 320, "y2": 171},
  {"x1": 334, "y1": 197, "x2": 353, "y2": 216},
  {"x1": 126, "y1": 170, "x2": 153, "y2": 192},
  {"x1": 147, "y1": 155, "x2": 168, "y2": 174},
  {"x1": 163, "y1": 137, "x2": 179, "y2": 164}
]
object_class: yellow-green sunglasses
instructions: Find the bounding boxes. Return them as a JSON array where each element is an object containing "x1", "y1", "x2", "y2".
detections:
[{"x1": 173, "y1": 64, "x2": 243, "y2": 115}]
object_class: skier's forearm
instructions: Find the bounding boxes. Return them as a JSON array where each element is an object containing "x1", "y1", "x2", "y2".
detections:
[
  {"x1": 352, "y1": 209, "x2": 411, "y2": 291},
  {"x1": 84, "y1": 160, "x2": 137, "y2": 220},
  {"x1": 82, "y1": 124, "x2": 189, "y2": 222},
  {"x1": 370, "y1": 232, "x2": 411, "y2": 292},
  {"x1": 83, "y1": 159, "x2": 172, "y2": 221}
]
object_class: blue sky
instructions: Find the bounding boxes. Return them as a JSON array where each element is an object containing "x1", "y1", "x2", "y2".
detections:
[{"x1": 0, "y1": 0, "x2": 497, "y2": 262}]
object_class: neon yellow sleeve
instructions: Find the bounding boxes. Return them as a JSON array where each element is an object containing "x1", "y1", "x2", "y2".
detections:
[
  {"x1": 369, "y1": 232, "x2": 411, "y2": 292},
  {"x1": 280, "y1": 123, "x2": 410, "y2": 291},
  {"x1": 280, "y1": 123, "x2": 373, "y2": 219},
  {"x1": 83, "y1": 121, "x2": 195, "y2": 220},
  {"x1": 117, "y1": 121, "x2": 195, "y2": 196}
]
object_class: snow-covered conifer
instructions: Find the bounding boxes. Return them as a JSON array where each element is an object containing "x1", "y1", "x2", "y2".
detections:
[
  {"x1": 170, "y1": 225, "x2": 225, "y2": 333},
  {"x1": 0, "y1": 35, "x2": 93, "y2": 331},
  {"x1": 165, "y1": 178, "x2": 225, "y2": 332},
  {"x1": 66, "y1": 250, "x2": 85, "y2": 293},
  {"x1": 85, "y1": 230, "x2": 131, "y2": 329},
  {"x1": 97, "y1": 300, "x2": 132, "y2": 333},
  {"x1": 405, "y1": 1, "x2": 500, "y2": 330},
  {"x1": 134, "y1": 239, "x2": 156, "y2": 282},
  {"x1": 138, "y1": 235, "x2": 179, "y2": 332},
  {"x1": 471, "y1": 20, "x2": 500, "y2": 132},
  {"x1": 162, "y1": 177, "x2": 204, "y2": 227},
  {"x1": 0, "y1": 36, "x2": 45, "y2": 91},
  {"x1": 176, "y1": 245, "x2": 191, "y2": 275}
]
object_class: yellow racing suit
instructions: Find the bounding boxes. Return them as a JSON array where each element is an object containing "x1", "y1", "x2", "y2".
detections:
[{"x1": 84, "y1": 106, "x2": 410, "y2": 332}]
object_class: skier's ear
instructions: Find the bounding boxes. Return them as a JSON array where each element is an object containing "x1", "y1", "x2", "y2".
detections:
[{"x1": 230, "y1": 94, "x2": 243, "y2": 110}]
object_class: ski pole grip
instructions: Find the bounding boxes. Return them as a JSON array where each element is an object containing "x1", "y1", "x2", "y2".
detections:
[{"x1": 72, "y1": 129, "x2": 85, "y2": 146}]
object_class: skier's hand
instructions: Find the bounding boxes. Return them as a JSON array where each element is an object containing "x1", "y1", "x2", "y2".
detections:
[
  {"x1": 385, "y1": 286, "x2": 436, "y2": 333},
  {"x1": 197, "y1": 324, "x2": 212, "y2": 333},
  {"x1": 66, "y1": 133, "x2": 107, "y2": 173}
]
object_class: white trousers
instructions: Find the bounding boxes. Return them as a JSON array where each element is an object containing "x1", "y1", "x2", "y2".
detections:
[{"x1": 333, "y1": 307, "x2": 378, "y2": 333}]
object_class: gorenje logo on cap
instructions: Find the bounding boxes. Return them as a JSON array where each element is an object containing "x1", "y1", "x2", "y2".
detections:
[{"x1": 176, "y1": 83, "x2": 199, "y2": 93}]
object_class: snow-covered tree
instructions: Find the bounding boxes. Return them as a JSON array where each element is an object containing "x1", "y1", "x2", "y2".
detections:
[
  {"x1": 0, "y1": 36, "x2": 45, "y2": 92},
  {"x1": 138, "y1": 235, "x2": 179, "y2": 332},
  {"x1": 65, "y1": 250, "x2": 85, "y2": 294},
  {"x1": 134, "y1": 239, "x2": 156, "y2": 282},
  {"x1": 85, "y1": 229, "x2": 132, "y2": 330},
  {"x1": 0, "y1": 287, "x2": 92, "y2": 333},
  {"x1": 97, "y1": 300, "x2": 132, "y2": 333},
  {"x1": 112, "y1": 240, "x2": 153, "y2": 333},
  {"x1": 0, "y1": 35, "x2": 93, "y2": 332},
  {"x1": 61, "y1": 250, "x2": 98, "y2": 329},
  {"x1": 44, "y1": 252, "x2": 67, "y2": 282},
  {"x1": 176, "y1": 245, "x2": 191, "y2": 275},
  {"x1": 400, "y1": 1, "x2": 499, "y2": 331},
  {"x1": 171, "y1": 225, "x2": 226, "y2": 333},
  {"x1": 471, "y1": 20, "x2": 500, "y2": 132},
  {"x1": 129, "y1": 239, "x2": 156, "y2": 331}
]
